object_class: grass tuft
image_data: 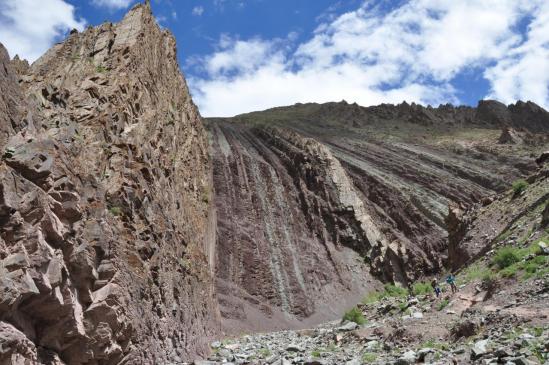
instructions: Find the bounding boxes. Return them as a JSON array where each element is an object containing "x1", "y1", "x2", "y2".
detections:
[
  {"x1": 361, "y1": 352, "x2": 377, "y2": 363},
  {"x1": 511, "y1": 179, "x2": 528, "y2": 196},
  {"x1": 493, "y1": 246, "x2": 521, "y2": 269},
  {"x1": 411, "y1": 281, "x2": 432, "y2": 296},
  {"x1": 437, "y1": 299, "x2": 449, "y2": 311},
  {"x1": 342, "y1": 307, "x2": 366, "y2": 325}
]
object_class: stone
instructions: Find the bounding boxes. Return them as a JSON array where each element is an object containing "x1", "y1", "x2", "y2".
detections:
[
  {"x1": 2, "y1": 252, "x2": 29, "y2": 271},
  {"x1": 471, "y1": 339, "x2": 491, "y2": 360},
  {"x1": 337, "y1": 321, "x2": 358, "y2": 332},
  {"x1": 345, "y1": 359, "x2": 361, "y2": 365},
  {"x1": 395, "y1": 350, "x2": 417, "y2": 365},
  {"x1": 364, "y1": 340, "x2": 379, "y2": 350},
  {"x1": 210, "y1": 341, "x2": 222, "y2": 349},
  {"x1": 417, "y1": 348, "x2": 434, "y2": 361},
  {"x1": 286, "y1": 344, "x2": 303, "y2": 352},
  {"x1": 506, "y1": 357, "x2": 534, "y2": 365}
]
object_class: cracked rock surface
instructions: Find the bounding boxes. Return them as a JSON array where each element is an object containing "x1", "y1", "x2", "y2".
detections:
[{"x1": 0, "y1": 3, "x2": 219, "y2": 364}]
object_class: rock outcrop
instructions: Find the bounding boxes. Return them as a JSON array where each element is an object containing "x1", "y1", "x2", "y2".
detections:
[
  {"x1": 210, "y1": 123, "x2": 376, "y2": 333},
  {"x1": 447, "y1": 164, "x2": 549, "y2": 270},
  {"x1": 208, "y1": 99, "x2": 548, "y2": 332},
  {"x1": 0, "y1": 3, "x2": 218, "y2": 364}
]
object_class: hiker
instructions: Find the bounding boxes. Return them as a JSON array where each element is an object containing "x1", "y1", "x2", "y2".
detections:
[
  {"x1": 431, "y1": 278, "x2": 441, "y2": 298},
  {"x1": 446, "y1": 274, "x2": 457, "y2": 294}
]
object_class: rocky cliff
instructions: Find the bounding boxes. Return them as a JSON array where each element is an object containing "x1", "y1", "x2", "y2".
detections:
[
  {"x1": 0, "y1": 3, "x2": 218, "y2": 364},
  {"x1": 208, "y1": 100, "x2": 548, "y2": 333}
]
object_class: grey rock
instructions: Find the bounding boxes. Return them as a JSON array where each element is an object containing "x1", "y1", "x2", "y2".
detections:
[
  {"x1": 472, "y1": 339, "x2": 491, "y2": 359},
  {"x1": 417, "y1": 348, "x2": 434, "y2": 361},
  {"x1": 337, "y1": 321, "x2": 359, "y2": 332},
  {"x1": 286, "y1": 344, "x2": 303, "y2": 352},
  {"x1": 345, "y1": 359, "x2": 361, "y2": 365},
  {"x1": 2, "y1": 252, "x2": 30, "y2": 271},
  {"x1": 395, "y1": 350, "x2": 417, "y2": 365}
]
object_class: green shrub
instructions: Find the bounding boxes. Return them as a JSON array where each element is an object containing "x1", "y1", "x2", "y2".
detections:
[
  {"x1": 481, "y1": 271, "x2": 496, "y2": 284},
  {"x1": 108, "y1": 206, "x2": 122, "y2": 216},
  {"x1": 500, "y1": 264, "x2": 518, "y2": 278},
  {"x1": 362, "y1": 353, "x2": 377, "y2": 363},
  {"x1": 311, "y1": 350, "x2": 322, "y2": 358},
  {"x1": 362, "y1": 284, "x2": 408, "y2": 304},
  {"x1": 422, "y1": 340, "x2": 449, "y2": 351},
  {"x1": 95, "y1": 64, "x2": 108, "y2": 73},
  {"x1": 343, "y1": 307, "x2": 366, "y2": 325},
  {"x1": 532, "y1": 327, "x2": 543, "y2": 337},
  {"x1": 362, "y1": 291, "x2": 384, "y2": 304},
  {"x1": 493, "y1": 246, "x2": 521, "y2": 269},
  {"x1": 411, "y1": 281, "x2": 432, "y2": 296},
  {"x1": 383, "y1": 284, "x2": 408, "y2": 297},
  {"x1": 460, "y1": 263, "x2": 492, "y2": 284},
  {"x1": 512, "y1": 179, "x2": 528, "y2": 195},
  {"x1": 437, "y1": 299, "x2": 449, "y2": 311}
]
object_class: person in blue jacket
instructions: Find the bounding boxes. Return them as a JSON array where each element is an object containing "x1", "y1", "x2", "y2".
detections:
[{"x1": 446, "y1": 274, "x2": 457, "y2": 294}]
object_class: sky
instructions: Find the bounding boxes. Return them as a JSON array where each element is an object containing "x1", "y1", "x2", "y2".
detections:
[{"x1": 0, "y1": 0, "x2": 548, "y2": 117}]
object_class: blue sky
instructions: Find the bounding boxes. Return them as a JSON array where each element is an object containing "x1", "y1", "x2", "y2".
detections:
[{"x1": 1, "y1": 0, "x2": 548, "y2": 117}]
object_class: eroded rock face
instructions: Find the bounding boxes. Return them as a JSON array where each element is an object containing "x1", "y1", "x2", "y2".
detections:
[
  {"x1": 0, "y1": 44, "x2": 26, "y2": 147},
  {"x1": 210, "y1": 123, "x2": 376, "y2": 333},
  {"x1": 208, "y1": 99, "x2": 548, "y2": 332},
  {"x1": 447, "y1": 165, "x2": 549, "y2": 269},
  {"x1": 0, "y1": 3, "x2": 218, "y2": 364}
]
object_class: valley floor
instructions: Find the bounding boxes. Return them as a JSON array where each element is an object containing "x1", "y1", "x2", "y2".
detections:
[{"x1": 194, "y1": 261, "x2": 549, "y2": 365}]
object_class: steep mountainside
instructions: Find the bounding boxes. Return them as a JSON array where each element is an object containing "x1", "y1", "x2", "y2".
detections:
[
  {"x1": 0, "y1": 3, "x2": 219, "y2": 364},
  {"x1": 208, "y1": 100, "x2": 548, "y2": 333}
]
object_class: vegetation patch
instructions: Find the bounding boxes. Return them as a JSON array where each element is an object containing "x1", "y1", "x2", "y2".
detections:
[
  {"x1": 437, "y1": 299, "x2": 449, "y2": 311},
  {"x1": 511, "y1": 179, "x2": 528, "y2": 196},
  {"x1": 343, "y1": 307, "x2": 366, "y2": 325},
  {"x1": 362, "y1": 284, "x2": 408, "y2": 304},
  {"x1": 95, "y1": 64, "x2": 108, "y2": 73},
  {"x1": 422, "y1": 339, "x2": 449, "y2": 351},
  {"x1": 108, "y1": 206, "x2": 123, "y2": 216},
  {"x1": 361, "y1": 352, "x2": 377, "y2": 363},
  {"x1": 493, "y1": 246, "x2": 521, "y2": 269},
  {"x1": 411, "y1": 281, "x2": 432, "y2": 296},
  {"x1": 258, "y1": 348, "x2": 271, "y2": 358},
  {"x1": 458, "y1": 263, "x2": 492, "y2": 284},
  {"x1": 490, "y1": 240, "x2": 548, "y2": 280}
]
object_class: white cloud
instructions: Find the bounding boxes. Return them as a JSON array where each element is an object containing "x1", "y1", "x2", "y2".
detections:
[
  {"x1": 192, "y1": 6, "x2": 204, "y2": 16},
  {"x1": 189, "y1": 0, "x2": 549, "y2": 117},
  {"x1": 92, "y1": 0, "x2": 134, "y2": 10},
  {"x1": 485, "y1": 1, "x2": 549, "y2": 107},
  {"x1": 0, "y1": 0, "x2": 86, "y2": 62}
]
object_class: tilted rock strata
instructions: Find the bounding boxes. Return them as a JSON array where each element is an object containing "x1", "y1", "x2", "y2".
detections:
[
  {"x1": 0, "y1": 3, "x2": 219, "y2": 364},
  {"x1": 209, "y1": 123, "x2": 376, "y2": 333}
]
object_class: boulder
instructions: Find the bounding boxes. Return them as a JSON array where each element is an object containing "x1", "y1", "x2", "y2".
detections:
[{"x1": 471, "y1": 339, "x2": 491, "y2": 360}]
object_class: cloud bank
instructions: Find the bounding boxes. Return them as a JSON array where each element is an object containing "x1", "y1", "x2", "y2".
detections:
[
  {"x1": 0, "y1": 0, "x2": 85, "y2": 62},
  {"x1": 189, "y1": 0, "x2": 549, "y2": 117}
]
